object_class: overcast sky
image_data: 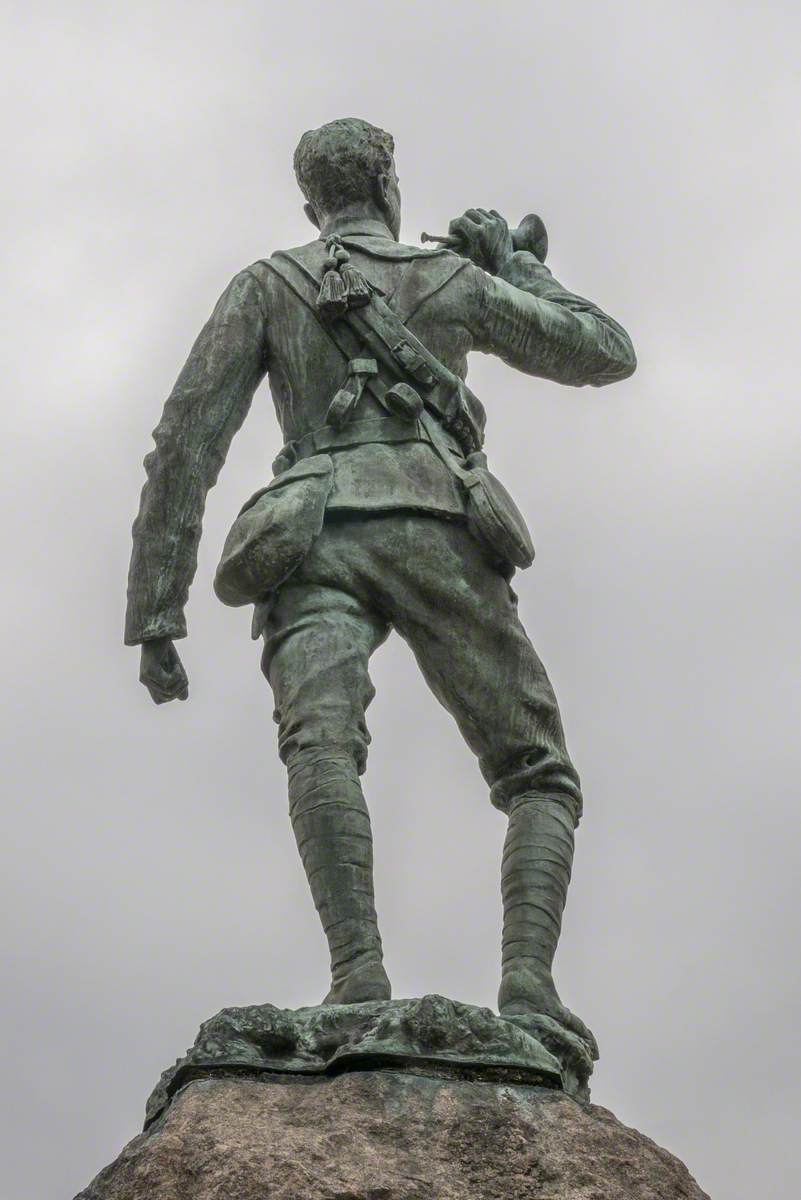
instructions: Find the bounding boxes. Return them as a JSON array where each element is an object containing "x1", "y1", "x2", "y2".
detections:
[{"x1": 2, "y1": 3, "x2": 799, "y2": 1197}]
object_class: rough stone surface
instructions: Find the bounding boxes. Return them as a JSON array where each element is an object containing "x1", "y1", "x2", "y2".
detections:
[
  {"x1": 77, "y1": 1072, "x2": 709, "y2": 1200},
  {"x1": 144, "y1": 994, "x2": 595, "y2": 1127}
]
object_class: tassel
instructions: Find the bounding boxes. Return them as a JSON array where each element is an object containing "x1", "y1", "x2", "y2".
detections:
[
  {"x1": 340, "y1": 263, "x2": 371, "y2": 308},
  {"x1": 317, "y1": 236, "x2": 372, "y2": 318},
  {"x1": 317, "y1": 266, "x2": 348, "y2": 318}
]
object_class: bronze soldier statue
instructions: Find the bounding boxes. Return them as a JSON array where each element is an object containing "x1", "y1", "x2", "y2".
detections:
[{"x1": 126, "y1": 118, "x2": 635, "y2": 1045}]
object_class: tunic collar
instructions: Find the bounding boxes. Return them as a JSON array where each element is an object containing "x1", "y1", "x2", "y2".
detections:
[
  {"x1": 321, "y1": 217, "x2": 396, "y2": 241},
  {"x1": 319, "y1": 218, "x2": 449, "y2": 262}
]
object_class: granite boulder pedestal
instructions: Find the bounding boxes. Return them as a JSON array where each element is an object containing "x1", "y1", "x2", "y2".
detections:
[{"x1": 76, "y1": 996, "x2": 709, "y2": 1200}]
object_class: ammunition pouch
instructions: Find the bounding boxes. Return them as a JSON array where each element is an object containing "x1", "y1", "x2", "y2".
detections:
[{"x1": 214, "y1": 455, "x2": 334, "y2": 608}]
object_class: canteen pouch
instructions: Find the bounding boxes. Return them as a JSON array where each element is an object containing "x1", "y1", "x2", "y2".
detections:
[
  {"x1": 417, "y1": 410, "x2": 534, "y2": 571},
  {"x1": 214, "y1": 454, "x2": 334, "y2": 608},
  {"x1": 461, "y1": 451, "x2": 535, "y2": 570}
]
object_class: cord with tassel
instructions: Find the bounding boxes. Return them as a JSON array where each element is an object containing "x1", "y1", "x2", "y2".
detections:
[{"x1": 317, "y1": 236, "x2": 372, "y2": 319}]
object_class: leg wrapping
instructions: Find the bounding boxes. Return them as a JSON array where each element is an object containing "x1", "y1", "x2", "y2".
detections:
[
  {"x1": 288, "y1": 749, "x2": 383, "y2": 983},
  {"x1": 501, "y1": 794, "x2": 576, "y2": 975}
]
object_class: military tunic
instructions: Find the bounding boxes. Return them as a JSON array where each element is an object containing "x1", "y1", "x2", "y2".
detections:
[
  {"x1": 127, "y1": 217, "x2": 635, "y2": 829},
  {"x1": 125, "y1": 218, "x2": 635, "y2": 648}
]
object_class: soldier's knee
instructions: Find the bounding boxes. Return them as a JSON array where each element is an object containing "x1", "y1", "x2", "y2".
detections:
[
  {"x1": 488, "y1": 749, "x2": 583, "y2": 827},
  {"x1": 282, "y1": 730, "x2": 370, "y2": 781},
  {"x1": 272, "y1": 681, "x2": 371, "y2": 774}
]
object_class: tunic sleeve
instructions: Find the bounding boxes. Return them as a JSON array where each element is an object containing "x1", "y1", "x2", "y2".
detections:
[
  {"x1": 125, "y1": 268, "x2": 268, "y2": 645},
  {"x1": 467, "y1": 253, "x2": 636, "y2": 387}
]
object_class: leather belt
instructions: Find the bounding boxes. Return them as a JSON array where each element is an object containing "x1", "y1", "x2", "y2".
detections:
[{"x1": 277, "y1": 413, "x2": 464, "y2": 472}]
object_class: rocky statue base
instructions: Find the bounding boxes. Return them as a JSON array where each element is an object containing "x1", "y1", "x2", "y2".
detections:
[
  {"x1": 76, "y1": 996, "x2": 709, "y2": 1199},
  {"x1": 77, "y1": 1075, "x2": 710, "y2": 1200},
  {"x1": 144, "y1": 993, "x2": 597, "y2": 1124}
]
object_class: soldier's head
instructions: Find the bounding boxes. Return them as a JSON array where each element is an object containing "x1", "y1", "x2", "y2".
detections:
[{"x1": 294, "y1": 118, "x2": 401, "y2": 240}]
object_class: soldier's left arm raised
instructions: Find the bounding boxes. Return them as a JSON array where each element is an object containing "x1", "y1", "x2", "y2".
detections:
[{"x1": 451, "y1": 209, "x2": 636, "y2": 387}]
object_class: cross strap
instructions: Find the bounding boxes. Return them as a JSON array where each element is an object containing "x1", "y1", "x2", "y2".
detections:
[
  {"x1": 345, "y1": 297, "x2": 486, "y2": 450},
  {"x1": 261, "y1": 254, "x2": 388, "y2": 412},
  {"x1": 264, "y1": 248, "x2": 485, "y2": 454}
]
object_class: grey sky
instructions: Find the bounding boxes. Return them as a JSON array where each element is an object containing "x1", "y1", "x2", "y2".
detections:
[{"x1": 2, "y1": 2, "x2": 799, "y2": 1197}]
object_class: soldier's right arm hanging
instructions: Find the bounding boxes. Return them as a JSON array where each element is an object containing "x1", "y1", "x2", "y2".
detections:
[{"x1": 126, "y1": 267, "x2": 269, "y2": 703}]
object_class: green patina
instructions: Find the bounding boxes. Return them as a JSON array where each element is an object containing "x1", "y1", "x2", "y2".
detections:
[
  {"x1": 126, "y1": 117, "x2": 636, "y2": 1069},
  {"x1": 144, "y1": 995, "x2": 596, "y2": 1128}
]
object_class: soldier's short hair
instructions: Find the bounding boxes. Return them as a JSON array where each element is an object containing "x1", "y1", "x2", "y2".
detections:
[{"x1": 294, "y1": 118, "x2": 395, "y2": 215}]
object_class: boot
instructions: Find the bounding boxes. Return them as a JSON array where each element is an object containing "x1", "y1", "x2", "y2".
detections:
[
  {"x1": 288, "y1": 750, "x2": 391, "y2": 1005},
  {"x1": 498, "y1": 794, "x2": 595, "y2": 1049}
]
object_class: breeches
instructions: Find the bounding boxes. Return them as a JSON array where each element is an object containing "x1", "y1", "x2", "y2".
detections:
[{"x1": 261, "y1": 513, "x2": 582, "y2": 823}]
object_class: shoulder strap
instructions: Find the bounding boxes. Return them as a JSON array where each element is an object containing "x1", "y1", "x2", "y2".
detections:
[
  {"x1": 267, "y1": 249, "x2": 485, "y2": 452},
  {"x1": 265, "y1": 252, "x2": 398, "y2": 410},
  {"x1": 261, "y1": 253, "x2": 357, "y2": 362},
  {"x1": 417, "y1": 408, "x2": 472, "y2": 482},
  {"x1": 344, "y1": 297, "x2": 486, "y2": 450}
]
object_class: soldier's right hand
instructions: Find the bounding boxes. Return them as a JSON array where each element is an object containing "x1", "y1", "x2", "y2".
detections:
[
  {"x1": 447, "y1": 208, "x2": 514, "y2": 275},
  {"x1": 139, "y1": 637, "x2": 189, "y2": 705}
]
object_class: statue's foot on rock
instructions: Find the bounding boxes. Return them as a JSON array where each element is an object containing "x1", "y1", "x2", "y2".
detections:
[
  {"x1": 323, "y1": 957, "x2": 392, "y2": 1005},
  {"x1": 499, "y1": 965, "x2": 598, "y2": 1058},
  {"x1": 144, "y1": 992, "x2": 578, "y2": 1131}
]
